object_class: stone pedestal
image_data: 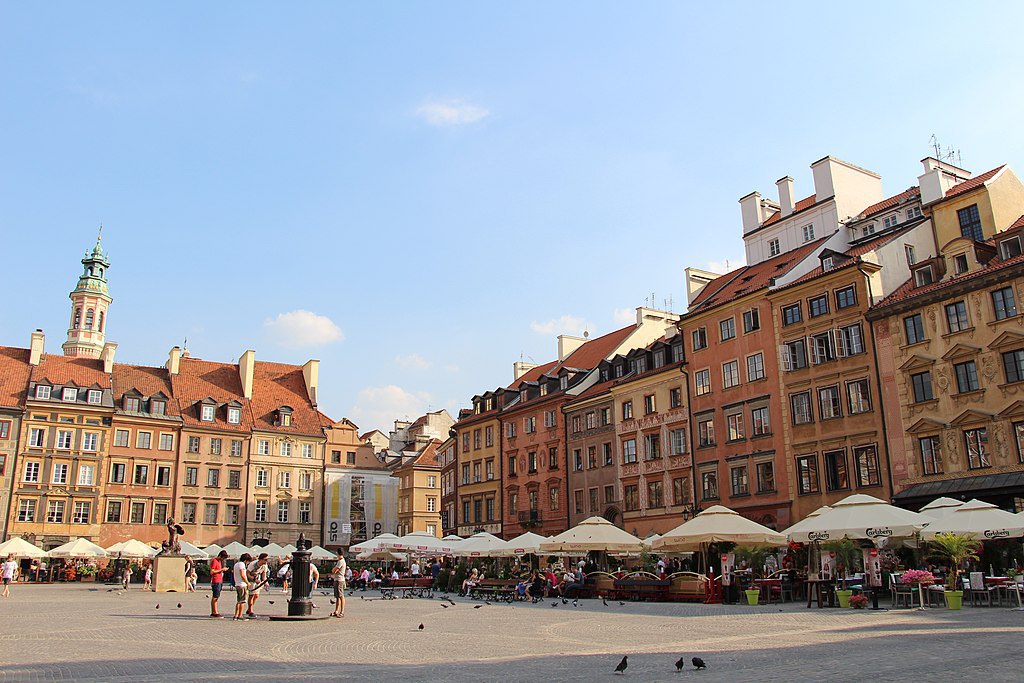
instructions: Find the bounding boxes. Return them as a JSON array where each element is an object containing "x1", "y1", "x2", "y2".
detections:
[{"x1": 152, "y1": 555, "x2": 187, "y2": 593}]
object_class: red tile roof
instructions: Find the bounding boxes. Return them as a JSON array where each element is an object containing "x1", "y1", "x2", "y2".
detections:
[
  {"x1": 1009, "y1": 214, "x2": 1024, "y2": 231},
  {"x1": 249, "y1": 361, "x2": 324, "y2": 437},
  {"x1": 762, "y1": 194, "x2": 818, "y2": 227},
  {"x1": 857, "y1": 187, "x2": 920, "y2": 218},
  {"x1": 30, "y1": 355, "x2": 111, "y2": 388},
  {"x1": 0, "y1": 346, "x2": 31, "y2": 409},
  {"x1": 112, "y1": 364, "x2": 179, "y2": 416},
  {"x1": 944, "y1": 166, "x2": 1004, "y2": 200},
  {"x1": 170, "y1": 357, "x2": 253, "y2": 432},
  {"x1": 875, "y1": 251, "x2": 1024, "y2": 310},
  {"x1": 775, "y1": 224, "x2": 917, "y2": 291},
  {"x1": 507, "y1": 360, "x2": 558, "y2": 390},
  {"x1": 560, "y1": 325, "x2": 634, "y2": 370}
]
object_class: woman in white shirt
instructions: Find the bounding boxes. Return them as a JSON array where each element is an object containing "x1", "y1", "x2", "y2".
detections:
[{"x1": 1, "y1": 556, "x2": 18, "y2": 597}]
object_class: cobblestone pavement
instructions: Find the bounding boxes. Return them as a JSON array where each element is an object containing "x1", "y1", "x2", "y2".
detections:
[{"x1": 0, "y1": 584, "x2": 1021, "y2": 681}]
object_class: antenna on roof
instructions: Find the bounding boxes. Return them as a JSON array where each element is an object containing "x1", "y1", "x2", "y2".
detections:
[
  {"x1": 664, "y1": 295, "x2": 674, "y2": 312},
  {"x1": 929, "y1": 134, "x2": 963, "y2": 167}
]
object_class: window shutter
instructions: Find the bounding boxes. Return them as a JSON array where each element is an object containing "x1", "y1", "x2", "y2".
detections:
[
  {"x1": 835, "y1": 328, "x2": 848, "y2": 358},
  {"x1": 780, "y1": 345, "x2": 792, "y2": 371}
]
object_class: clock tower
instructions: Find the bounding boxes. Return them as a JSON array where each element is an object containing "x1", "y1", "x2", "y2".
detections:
[{"x1": 63, "y1": 229, "x2": 112, "y2": 358}]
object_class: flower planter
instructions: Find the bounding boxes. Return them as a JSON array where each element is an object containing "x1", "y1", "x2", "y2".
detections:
[
  {"x1": 744, "y1": 589, "x2": 760, "y2": 606},
  {"x1": 835, "y1": 589, "x2": 853, "y2": 608},
  {"x1": 945, "y1": 590, "x2": 963, "y2": 610}
]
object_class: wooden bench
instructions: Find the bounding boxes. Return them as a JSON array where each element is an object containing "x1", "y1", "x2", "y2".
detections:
[
  {"x1": 612, "y1": 574, "x2": 670, "y2": 602},
  {"x1": 469, "y1": 578, "x2": 521, "y2": 602},
  {"x1": 667, "y1": 572, "x2": 708, "y2": 602},
  {"x1": 379, "y1": 577, "x2": 434, "y2": 600}
]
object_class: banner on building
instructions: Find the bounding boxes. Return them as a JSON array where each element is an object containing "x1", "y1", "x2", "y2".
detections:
[{"x1": 324, "y1": 472, "x2": 398, "y2": 548}]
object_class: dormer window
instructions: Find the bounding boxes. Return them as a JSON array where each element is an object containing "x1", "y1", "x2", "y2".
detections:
[
  {"x1": 276, "y1": 406, "x2": 293, "y2": 427},
  {"x1": 201, "y1": 405, "x2": 216, "y2": 422},
  {"x1": 883, "y1": 214, "x2": 898, "y2": 229},
  {"x1": 484, "y1": 398, "x2": 492, "y2": 411},
  {"x1": 519, "y1": 389, "x2": 527, "y2": 402},
  {"x1": 124, "y1": 396, "x2": 141, "y2": 412},
  {"x1": 539, "y1": 383, "x2": 548, "y2": 396},
  {"x1": 864, "y1": 222, "x2": 876, "y2": 236},
  {"x1": 35, "y1": 385, "x2": 51, "y2": 400},
  {"x1": 635, "y1": 356, "x2": 648, "y2": 374},
  {"x1": 914, "y1": 266, "x2": 934, "y2": 287},
  {"x1": 227, "y1": 407, "x2": 241, "y2": 424},
  {"x1": 601, "y1": 368, "x2": 610, "y2": 382},
  {"x1": 62, "y1": 387, "x2": 77, "y2": 402},
  {"x1": 87, "y1": 390, "x2": 102, "y2": 405},
  {"x1": 614, "y1": 364, "x2": 624, "y2": 378},
  {"x1": 653, "y1": 349, "x2": 666, "y2": 369},
  {"x1": 559, "y1": 375, "x2": 569, "y2": 390},
  {"x1": 907, "y1": 206, "x2": 922, "y2": 220},
  {"x1": 954, "y1": 254, "x2": 969, "y2": 275},
  {"x1": 150, "y1": 399, "x2": 166, "y2": 415},
  {"x1": 822, "y1": 257, "x2": 834, "y2": 271},
  {"x1": 1000, "y1": 237, "x2": 1022, "y2": 260}
]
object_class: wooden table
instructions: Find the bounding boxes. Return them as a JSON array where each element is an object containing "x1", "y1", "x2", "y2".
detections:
[
  {"x1": 804, "y1": 578, "x2": 835, "y2": 608},
  {"x1": 754, "y1": 578, "x2": 782, "y2": 604}
]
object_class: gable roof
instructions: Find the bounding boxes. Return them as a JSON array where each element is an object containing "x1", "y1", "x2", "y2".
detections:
[
  {"x1": 857, "y1": 187, "x2": 920, "y2": 219},
  {"x1": 559, "y1": 325, "x2": 634, "y2": 370},
  {"x1": 30, "y1": 355, "x2": 111, "y2": 390},
  {"x1": 874, "y1": 250, "x2": 1024, "y2": 311},
  {"x1": 507, "y1": 360, "x2": 558, "y2": 390},
  {"x1": 0, "y1": 346, "x2": 31, "y2": 409},
  {"x1": 762, "y1": 194, "x2": 818, "y2": 227},
  {"x1": 943, "y1": 166, "x2": 1005, "y2": 201},
  {"x1": 249, "y1": 361, "x2": 325, "y2": 437},
  {"x1": 112, "y1": 364, "x2": 180, "y2": 417},
  {"x1": 170, "y1": 357, "x2": 253, "y2": 432}
]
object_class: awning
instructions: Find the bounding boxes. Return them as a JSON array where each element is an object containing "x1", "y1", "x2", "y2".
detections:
[{"x1": 893, "y1": 471, "x2": 1024, "y2": 503}]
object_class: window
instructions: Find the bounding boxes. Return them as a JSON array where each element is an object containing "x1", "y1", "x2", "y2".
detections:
[
  {"x1": 47, "y1": 499, "x2": 65, "y2": 523},
  {"x1": 485, "y1": 459, "x2": 494, "y2": 480},
  {"x1": 254, "y1": 500, "x2": 267, "y2": 523},
  {"x1": 743, "y1": 308, "x2": 760, "y2": 333},
  {"x1": 1015, "y1": 423, "x2": 1024, "y2": 463},
  {"x1": 730, "y1": 466, "x2": 749, "y2": 496},
  {"x1": 507, "y1": 456, "x2": 516, "y2": 476},
  {"x1": 946, "y1": 301, "x2": 970, "y2": 333},
  {"x1": 134, "y1": 464, "x2": 149, "y2": 485},
  {"x1": 298, "y1": 501, "x2": 311, "y2": 524},
  {"x1": 746, "y1": 353, "x2": 765, "y2": 382},
  {"x1": 29, "y1": 427, "x2": 44, "y2": 447},
  {"x1": 105, "y1": 500, "x2": 123, "y2": 523},
  {"x1": 653, "y1": 349, "x2": 666, "y2": 369},
  {"x1": 231, "y1": 440, "x2": 243, "y2": 457},
  {"x1": 152, "y1": 502, "x2": 168, "y2": 525},
  {"x1": 834, "y1": 286, "x2": 857, "y2": 310},
  {"x1": 532, "y1": 451, "x2": 543, "y2": 473},
  {"x1": 769, "y1": 238, "x2": 781, "y2": 256},
  {"x1": 669, "y1": 387, "x2": 682, "y2": 408},
  {"x1": 623, "y1": 484, "x2": 639, "y2": 511},
  {"x1": 622, "y1": 401, "x2": 633, "y2": 420},
  {"x1": 846, "y1": 379, "x2": 872, "y2": 414},
  {"x1": 87, "y1": 389, "x2": 102, "y2": 404},
  {"x1": 17, "y1": 499, "x2": 36, "y2": 522},
  {"x1": 954, "y1": 361, "x2": 980, "y2": 393},
  {"x1": 278, "y1": 471, "x2": 291, "y2": 489},
  {"x1": 525, "y1": 416, "x2": 537, "y2": 434},
  {"x1": 854, "y1": 445, "x2": 880, "y2": 487},
  {"x1": 622, "y1": 439, "x2": 637, "y2": 464},
  {"x1": 965, "y1": 428, "x2": 990, "y2": 469},
  {"x1": 646, "y1": 480, "x2": 663, "y2": 508},
  {"x1": 462, "y1": 433, "x2": 470, "y2": 451},
  {"x1": 587, "y1": 446, "x2": 597, "y2": 468},
  {"x1": 549, "y1": 486, "x2": 559, "y2": 511},
  {"x1": 506, "y1": 422, "x2": 516, "y2": 438},
  {"x1": 280, "y1": 441, "x2": 292, "y2": 457},
  {"x1": 883, "y1": 214, "x2": 899, "y2": 229},
  {"x1": 802, "y1": 224, "x2": 815, "y2": 242},
  {"x1": 123, "y1": 396, "x2": 141, "y2": 412},
  {"x1": 838, "y1": 324, "x2": 864, "y2": 356},
  {"x1": 603, "y1": 442, "x2": 614, "y2": 465},
  {"x1": 136, "y1": 432, "x2": 151, "y2": 449},
  {"x1": 573, "y1": 489, "x2": 585, "y2": 515},
  {"x1": 72, "y1": 501, "x2": 91, "y2": 524},
  {"x1": 670, "y1": 428, "x2": 687, "y2": 455},
  {"x1": 692, "y1": 327, "x2": 708, "y2": 351},
  {"x1": 62, "y1": 387, "x2": 77, "y2": 402},
  {"x1": 485, "y1": 425, "x2": 495, "y2": 446},
  {"x1": 782, "y1": 339, "x2": 808, "y2": 371},
  {"x1": 23, "y1": 461, "x2": 40, "y2": 482},
  {"x1": 35, "y1": 385, "x2": 51, "y2": 400},
  {"x1": 186, "y1": 436, "x2": 200, "y2": 453},
  {"x1": 110, "y1": 462, "x2": 126, "y2": 483},
  {"x1": 751, "y1": 406, "x2": 770, "y2": 436},
  {"x1": 78, "y1": 464, "x2": 95, "y2": 486},
  {"x1": 126, "y1": 501, "x2": 145, "y2": 524},
  {"x1": 426, "y1": 497, "x2": 437, "y2": 513},
  {"x1": 1004, "y1": 349, "x2": 1024, "y2": 383},
  {"x1": 200, "y1": 404, "x2": 215, "y2": 422},
  {"x1": 993, "y1": 287, "x2": 1018, "y2": 320},
  {"x1": 797, "y1": 455, "x2": 819, "y2": 494},
  {"x1": 198, "y1": 503, "x2": 216, "y2": 525},
  {"x1": 227, "y1": 407, "x2": 241, "y2": 424},
  {"x1": 697, "y1": 417, "x2": 715, "y2": 447},
  {"x1": 633, "y1": 356, "x2": 648, "y2": 374},
  {"x1": 755, "y1": 461, "x2": 775, "y2": 493},
  {"x1": 911, "y1": 371, "x2": 934, "y2": 403},
  {"x1": 823, "y1": 450, "x2": 849, "y2": 491},
  {"x1": 782, "y1": 304, "x2": 802, "y2": 326},
  {"x1": 953, "y1": 253, "x2": 969, "y2": 275},
  {"x1": 808, "y1": 295, "x2": 829, "y2": 318},
  {"x1": 185, "y1": 467, "x2": 199, "y2": 486},
  {"x1": 957, "y1": 204, "x2": 983, "y2": 241},
  {"x1": 208, "y1": 438, "x2": 222, "y2": 455},
  {"x1": 113, "y1": 429, "x2": 129, "y2": 447},
  {"x1": 52, "y1": 463, "x2": 68, "y2": 484},
  {"x1": 818, "y1": 386, "x2": 842, "y2": 419},
  {"x1": 694, "y1": 369, "x2": 711, "y2": 395},
  {"x1": 227, "y1": 469, "x2": 241, "y2": 489},
  {"x1": 82, "y1": 432, "x2": 98, "y2": 452},
  {"x1": 726, "y1": 413, "x2": 744, "y2": 441},
  {"x1": 720, "y1": 318, "x2": 736, "y2": 341},
  {"x1": 156, "y1": 433, "x2": 173, "y2": 451},
  {"x1": 671, "y1": 339, "x2": 684, "y2": 363},
  {"x1": 914, "y1": 266, "x2": 935, "y2": 287},
  {"x1": 258, "y1": 440, "x2": 270, "y2": 455},
  {"x1": 644, "y1": 395, "x2": 656, "y2": 414},
  {"x1": 56, "y1": 430, "x2": 72, "y2": 449},
  {"x1": 277, "y1": 500, "x2": 289, "y2": 523},
  {"x1": 810, "y1": 330, "x2": 837, "y2": 364},
  {"x1": 150, "y1": 399, "x2": 165, "y2": 415},
  {"x1": 722, "y1": 360, "x2": 740, "y2": 388},
  {"x1": 156, "y1": 466, "x2": 171, "y2": 487},
  {"x1": 645, "y1": 434, "x2": 661, "y2": 459},
  {"x1": 206, "y1": 468, "x2": 219, "y2": 487},
  {"x1": 701, "y1": 471, "x2": 719, "y2": 500},
  {"x1": 672, "y1": 477, "x2": 689, "y2": 506}
]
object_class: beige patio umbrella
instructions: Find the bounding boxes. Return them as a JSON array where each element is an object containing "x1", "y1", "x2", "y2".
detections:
[
  {"x1": 654, "y1": 506, "x2": 786, "y2": 552},
  {"x1": 540, "y1": 517, "x2": 644, "y2": 554},
  {"x1": 921, "y1": 499, "x2": 1024, "y2": 540},
  {"x1": 178, "y1": 541, "x2": 209, "y2": 559},
  {"x1": 220, "y1": 541, "x2": 252, "y2": 557},
  {"x1": 47, "y1": 538, "x2": 108, "y2": 559},
  {"x1": 308, "y1": 545, "x2": 338, "y2": 561},
  {"x1": 781, "y1": 506, "x2": 832, "y2": 542},
  {"x1": 0, "y1": 537, "x2": 47, "y2": 558},
  {"x1": 642, "y1": 534, "x2": 663, "y2": 549},
  {"x1": 455, "y1": 532, "x2": 511, "y2": 557},
  {"x1": 349, "y1": 533, "x2": 400, "y2": 553},
  {"x1": 106, "y1": 539, "x2": 158, "y2": 558},
  {"x1": 788, "y1": 494, "x2": 929, "y2": 544},
  {"x1": 393, "y1": 531, "x2": 458, "y2": 555},
  {"x1": 356, "y1": 549, "x2": 407, "y2": 562},
  {"x1": 918, "y1": 497, "x2": 965, "y2": 520},
  {"x1": 494, "y1": 532, "x2": 548, "y2": 557},
  {"x1": 251, "y1": 542, "x2": 286, "y2": 559},
  {"x1": 202, "y1": 543, "x2": 224, "y2": 557}
]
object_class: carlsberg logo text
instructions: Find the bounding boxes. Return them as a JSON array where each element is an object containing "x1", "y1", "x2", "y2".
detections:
[
  {"x1": 984, "y1": 529, "x2": 1010, "y2": 539},
  {"x1": 808, "y1": 532, "x2": 830, "y2": 541},
  {"x1": 865, "y1": 528, "x2": 893, "y2": 538}
]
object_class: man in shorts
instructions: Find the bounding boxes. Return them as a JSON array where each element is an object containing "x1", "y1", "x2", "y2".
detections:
[
  {"x1": 209, "y1": 550, "x2": 228, "y2": 618},
  {"x1": 233, "y1": 553, "x2": 252, "y2": 621},
  {"x1": 246, "y1": 553, "x2": 269, "y2": 618},
  {"x1": 331, "y1": 554, "x2": 347, "y2": 618}
]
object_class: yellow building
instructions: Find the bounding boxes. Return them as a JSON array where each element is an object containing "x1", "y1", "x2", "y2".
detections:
[
  {"x1": 0, "y1": 346, "x2": 31, "y2": 541},
  {"x1": 453, "y1": 391, "x2": 502, "y2": 537},
  {"x1": 392, "y1": 439, "x2": 442, "y2": 537}
]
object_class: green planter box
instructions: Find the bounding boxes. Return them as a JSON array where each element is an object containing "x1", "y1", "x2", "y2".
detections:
[
  {"x1": 835, "y1": 589, "x2": 853, "y2": 608},
  {"x1": 744, "y1": 589, "x2": 760, "y2": 606},
  {"x1": 945, "y1": 590, "x2": 963, "y2": 610}
]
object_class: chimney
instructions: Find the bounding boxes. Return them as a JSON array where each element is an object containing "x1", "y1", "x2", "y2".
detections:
[
  {"x1": 101, "y1": 342, "x2": 117, "y2": 374},
  {"x1": 739, "y1": 191, "x2": 762, "y2": 234},
  {"x1": 513, "y1": 361, "x2": 539, "y2": 381},
  {"x1": 238, "y1": 349, "x2": 255, "y2": 399},
  {"x1": 557, "y1": 335, "x2": 588, "y2": 361},
  {"x1": 29, "y1": 329, "x2": 45, "y2": 366},
  {"x1": 776, "y1": 176, "x2": 795, "y2": 216},
  {"x1": 918, "y1": 157, "x2": 972, "y2": 205},
  {"x1": 167, "y1": 346, "x2": 181, "y2": 375},
  {"x1": 302, "y1": 359, "x2": 319, "y2": 406}
]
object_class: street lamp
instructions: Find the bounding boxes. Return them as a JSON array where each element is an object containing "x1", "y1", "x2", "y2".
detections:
[{"x1": 681, "y1": 503, "x2": 703, "y2": 522}]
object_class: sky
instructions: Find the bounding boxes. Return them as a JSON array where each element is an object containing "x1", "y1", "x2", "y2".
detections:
[{"x1": 2, "y1": 2, "x2": 1024, "y2": 433}]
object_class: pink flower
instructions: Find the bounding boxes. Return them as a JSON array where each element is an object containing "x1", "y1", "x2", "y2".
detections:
[{"x1": 900, "y1": 569, "x2": 936, "y2": 586}]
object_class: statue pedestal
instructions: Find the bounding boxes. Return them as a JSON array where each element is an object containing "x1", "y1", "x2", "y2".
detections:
[{"x1": 152, "y1": 555, "x2": 187, "y2": 592}]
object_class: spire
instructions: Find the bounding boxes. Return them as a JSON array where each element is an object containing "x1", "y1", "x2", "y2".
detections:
[{"x1": 63, "y1": 230, "x2": 113, "y2": 358}]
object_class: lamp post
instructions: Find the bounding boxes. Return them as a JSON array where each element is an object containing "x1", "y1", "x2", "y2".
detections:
[{"x1": 269, "y1": 532, "x2": 329, "y2": 621}]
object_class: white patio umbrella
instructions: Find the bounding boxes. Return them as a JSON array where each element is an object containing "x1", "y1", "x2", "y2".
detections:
[
  {"x1": 0, "y1": 537, "x2": 47, "y2": 558},
  {"x1": 782, "y1": 506, "x2": 832, "y2": 541},
  {"x1": 179, "y1": 541, "x2": 210, "y2": 559},
  {"x1": 356, "y1": 549, "x2": 407, "y2": 562},
  {"x1": 921, "y1": 499, "x2": 1024, "y2": 540},
  {"x1": 202, "y1": 543, "x2": 223, "y2": 556},
  {"x1": 251, "y1": 542, "x2": 286, "y2": 559},
  {"x1": 47, "y1": 538, "x2": 108, "y2": 559},
  {"x1": 642, "y1": 534, "x2": 663, "y2": 549},
  {"x1": 349, "y1": 534, "x2": 399, "y2": 553},
  {"x1": 279, "y1": 544, "x2": 297, "y2": 556},
  {"x1": 308, "y1": 545, "x2": 338, "y2": 561},
  {"x1": 918, "y1": 497, "x2": 965, "y2": 520},
  {"x1": 442, "y1": 534, "x2": 464, "y2": 542},
  {"x1": 106, "y1": 539, "x2": 158, "y2": 558},
  {"x1": 654, "y1": 506, "x2": 786, "y2": 552},
  {"x1": 394, "y1": 531, "x2": 459, "y2": 555},
  {"x1": 455, "y1": 532, "x2": 512, "y2": 557},
  {"x1": 220, "y1": 541, "x2": 252, "y2": 557},
  {"x1": 495, "y1": 532, "x2": 548, "y2": 557},
  {"x1": 788, "y1": 494, "x2": 929, "y2": 545},
  {"x1": 541, "y1": 517, "x2": 644, "y2": 555}
]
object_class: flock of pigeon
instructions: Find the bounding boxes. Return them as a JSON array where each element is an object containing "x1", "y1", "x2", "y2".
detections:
[{"x1": 614, "y1": 655, "x2": 707, "y2": 674}]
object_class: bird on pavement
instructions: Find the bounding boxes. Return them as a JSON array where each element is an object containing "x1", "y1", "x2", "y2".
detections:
[
  {"x1": 448, "y1": 598, "x2": 456, "y2": 606},
  {"x1": 561, "y1": 598, "x2": 568, "y2": 605},
  {"x1": 177, "y1": 603, "x2": 182, "y2": 609},
  {"x1": 614, "y1": 656, "x2": 628, "y2": 674},
  {"x1": 692, "y1": 657, "x2": 707, "y2": 670},
  {"x1": 418, "y1": 623, "x2": 424, "y2": 630},
  {"x1": 551, "y1": 602, "x2": 558, "y2": 607},
  {"x1": 441, "y1": 603, "x2": 449, "y2": 608},
  {"x1": 154, "y1": 604, "x2": 160, "y2": 609},
  {"x1": 268, "y1": 601, "x2": 275, "y2": 605},
  {"x1": 675, "y1": 657, "x2": 685, "y2": 672},
  {"x1": 572, "y1": 599, "x2": 578, "y2": 607},
  {"x1": 474, "y1": 605, "x2": 484, "y2": 609},
  {"x1": 602, "y1": 598, "x2": 608, "y2": 606},
  {"x1": 618, "y1": 601, "x2": 626, "y2": 606}
]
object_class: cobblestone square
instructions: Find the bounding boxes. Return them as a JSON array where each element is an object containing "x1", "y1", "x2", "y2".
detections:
[{"x1": 0, "y1": 584, "x2": 1021, "y2": 681}]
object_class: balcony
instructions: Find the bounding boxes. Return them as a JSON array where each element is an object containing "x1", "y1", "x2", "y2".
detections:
[{"x1": 518, "y1": 509, "x2": 542, "y2": 528}]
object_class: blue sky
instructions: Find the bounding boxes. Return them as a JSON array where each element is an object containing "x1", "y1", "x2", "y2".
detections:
[{"x1": 2, "y1": 2, "x2": 1023, "y2": 432}]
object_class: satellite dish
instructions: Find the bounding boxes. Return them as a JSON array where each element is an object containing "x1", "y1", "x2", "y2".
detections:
[{"x1": 583, "y1": 330, "x2": 589, "y2": 338}]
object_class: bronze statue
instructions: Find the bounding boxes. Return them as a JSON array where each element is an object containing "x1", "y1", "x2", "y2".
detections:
[{"x1": 160, "y1": 517, "x2": 185, "y2": 555}]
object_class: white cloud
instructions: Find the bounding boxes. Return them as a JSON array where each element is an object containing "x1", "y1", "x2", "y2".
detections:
[
  {"x1": 263, "y1": 310, "x2": 344, "y2": 348},
  {"x1": 349, "y1": 385, "x2": 432, "y2": 434},
  {"x1": 706, "y1": 257, "x2": 745, "y2": 274},
  {"x1": 415, "y1": 99, "x2": 490, "y2": 126},
  {"x1": 613, "y1": 308, "x2": 635, "y2": 325},
  {"x1": 529, "y1": 315, "x2": 591, "y2": 336},
  {"x1": 395, "y1": 353, "x2": 431, "y2": 370}
]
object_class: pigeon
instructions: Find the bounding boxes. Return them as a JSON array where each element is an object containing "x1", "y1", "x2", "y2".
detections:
[
  {"x1": 474, "y1": 604, "x2": 483, "y2": 609},
  {"x1": 268, "y1": 601, "x2": 275, "y2": 605},
  {"x1": 551, "y1": 602, "x2": 558, "y2": 607},
  {"x1": 107, "y1": 589, "x2": 114, "y2": 592},
  {"x1": 692, "y1": 657, "x2": 706, "y2": 670},
  {"x1": 675, "y1": 657, "x2": 685, "y2": 672},
  {"x1": 177, "y1": 603, "x2": 182, "y2": 609},
  {"x1": 602, "y1": 598, "x2": 608, "y2": 606},
  {"x1": 618, "y1": 601, "x2": 625, "y2": 606},
  {"x1": 484, "y1": 600, "x2": 492, "y2": 605},
  {"x1": 561, "y1": 598, "x2": 568, "y2": 605},
  {"x1": 614, "y1": 656, "x2": 628, "y2": 674},
  {"x1": 418, "y1": 623, "x2": 424, "y2": 630},
  {"x1": 329, "y1": 598, "x2": 335, "y2": 605},
  {"x1": 155, "y1": 604, "x2": 160, "y2": 609},
  {"x1": 448, "y1": 599, "x2": 456, "y2": 606},
  {"x1": 441, "y1": 603, "x2": 449, "y2": 608},
  {"x1": 572, "y1": 599, "x2": 578, "y2": 607}
]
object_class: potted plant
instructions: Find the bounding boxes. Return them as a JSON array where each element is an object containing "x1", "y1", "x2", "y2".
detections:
[
  {"x1": 900, "y1": 569, "x2": 936, "y2": 609},
  {"x1": 928, "y1": 532, "x2": 980, "y2": 610},
  {"x1": 822, "y1": 540, "x2": 860, "y2": 608},
  {"x1": 849, "y1": 593, "x2": 869, "y2": 609},
  {"x1": 736, "y1": 546, "x2": 772, "y2": 606}
]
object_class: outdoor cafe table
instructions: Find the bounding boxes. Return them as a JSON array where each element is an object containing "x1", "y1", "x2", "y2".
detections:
[
  {"x1": 985, "y1": 576, "x2": 1011, "y2": 585},
  {"x1": 754, "y1": 578, "x2": 781, "y2": 604},
  {"x1": 804, "y1": 578, "x2": 835, "y2": 608}
]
